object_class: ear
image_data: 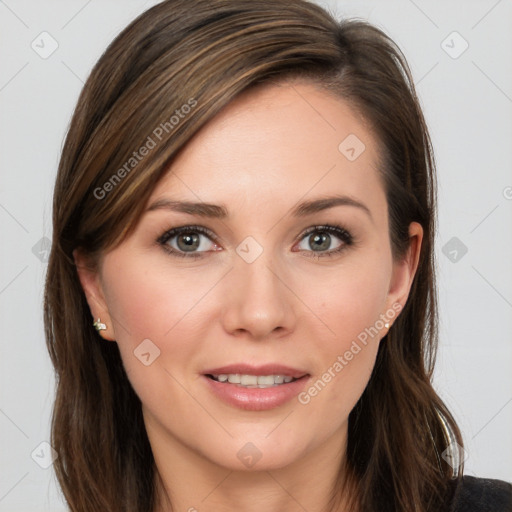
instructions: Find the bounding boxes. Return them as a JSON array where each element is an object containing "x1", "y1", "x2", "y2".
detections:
[
  {"x1": 73, "y1": 248, "x2": 116, "y2": 341},
  {"x1": 385, "y1": 221, "x2": 424, "y2": 322}
]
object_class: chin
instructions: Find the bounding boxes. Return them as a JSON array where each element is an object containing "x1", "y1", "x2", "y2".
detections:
[{"x1": 201, "y1": 432, "x2": 311, "y2": 472}]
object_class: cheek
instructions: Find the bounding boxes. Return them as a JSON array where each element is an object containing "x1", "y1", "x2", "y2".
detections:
[
  {"x1": 297, "y1": 254, "x2": 390, "y2": 414},
  {"x1": 101, "y1": 248, "x2": 218, "y2": 341},
  {"x1": 99, "y1": 253, "x2": 207, "y2": 398},
  {"x1": 309, "y1": 252, "x2": 390, "y2": 348}
]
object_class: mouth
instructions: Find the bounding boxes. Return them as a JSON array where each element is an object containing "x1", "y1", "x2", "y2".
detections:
[{"x1": 201, "y1": 364, "x2": 310, "y2": 410}]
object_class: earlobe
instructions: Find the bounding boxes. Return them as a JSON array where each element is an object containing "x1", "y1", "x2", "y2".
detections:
[
  {"x1": 72, "y1": 248, "x2": 116, "y2": 341},
  {"x1": 386, "y1": 222, "x2": 424, "y2": 317}
]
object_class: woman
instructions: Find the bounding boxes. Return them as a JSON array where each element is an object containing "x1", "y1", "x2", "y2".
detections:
[{"x1": 44, "y1": 1, "x2": 512, "y2": 511}]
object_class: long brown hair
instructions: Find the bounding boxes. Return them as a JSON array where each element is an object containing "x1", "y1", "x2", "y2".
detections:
[{"x1": 44, "y1": 1, "x2": 464, "y2": 510}]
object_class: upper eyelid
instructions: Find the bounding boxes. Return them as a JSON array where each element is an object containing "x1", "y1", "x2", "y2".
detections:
[{"x1": 159, "y1": 225, "x2": 218, "y2": 243}]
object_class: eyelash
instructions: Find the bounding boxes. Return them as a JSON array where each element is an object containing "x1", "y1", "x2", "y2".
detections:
[{"x1": 157, "y1": 224, "x2": 354, "y2": 260}]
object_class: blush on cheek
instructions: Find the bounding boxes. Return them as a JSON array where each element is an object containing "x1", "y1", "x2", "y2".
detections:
[
  {"x1": 320, "y1": 295, "x2": 387, "y2": 352},
  {"x1": 101, "y1": 261, "x2": 172, "y2": 344},
  {"x1": 310, "y1": 279, "x2": 385, "y2": 411}
]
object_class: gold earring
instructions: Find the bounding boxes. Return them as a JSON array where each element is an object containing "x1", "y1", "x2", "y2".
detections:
[
  {"x1": 384, "y1": 322, "x2": 390, "y2": 329},
  {"x1": 93, "y1": 318, "x2": 107, "y2": 331}
]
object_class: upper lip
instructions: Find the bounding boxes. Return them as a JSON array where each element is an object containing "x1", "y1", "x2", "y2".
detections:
[{"x1": 203, "y1": 364, "x2": 309, "y2": 379}]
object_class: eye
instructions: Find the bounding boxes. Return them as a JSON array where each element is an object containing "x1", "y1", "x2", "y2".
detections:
[
  {"x1": 294, "y1": 225, "x2": 354, "y2": 259},
  {"x1": 157, "y1": 225, "x2": 220, "y2": 259},
  {"x1": 157, "y1": 224, "x2": 354, "y2": 260}
]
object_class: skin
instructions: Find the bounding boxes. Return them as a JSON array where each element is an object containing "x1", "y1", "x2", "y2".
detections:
[{"x1": 75, "y1": 81, "x2": 423, "y2": 512}]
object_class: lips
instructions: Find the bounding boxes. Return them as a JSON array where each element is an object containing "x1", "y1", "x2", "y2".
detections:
[{"x1": 201, "y1": 363, "x2": 310, "y2": 411}]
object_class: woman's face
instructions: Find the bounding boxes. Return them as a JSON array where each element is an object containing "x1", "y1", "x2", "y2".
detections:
[{"x1": 77, "y1": 81, "x2": 422, "y2": 473}]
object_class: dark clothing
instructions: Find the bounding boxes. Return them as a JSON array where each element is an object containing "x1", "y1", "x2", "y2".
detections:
[{"x1": 450, "y1": 476, "x2": 512, "y2": 511}]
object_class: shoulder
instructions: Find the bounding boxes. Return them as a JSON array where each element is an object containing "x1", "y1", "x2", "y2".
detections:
[{"x1": 449, "y1": 475, "x2": 512, "y2": 512}]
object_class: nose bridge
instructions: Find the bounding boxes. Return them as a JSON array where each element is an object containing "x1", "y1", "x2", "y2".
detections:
[
  {"x1": 234, "y1": 234, "x2": 283, "y2": 301},
  {"x1": 221, "y1": 234, "x2": 294, "y2": 338}
]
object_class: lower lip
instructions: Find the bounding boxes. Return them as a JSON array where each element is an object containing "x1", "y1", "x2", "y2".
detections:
[{"x1": 202, "y1": 375, "x2": 310, "y2": 411}]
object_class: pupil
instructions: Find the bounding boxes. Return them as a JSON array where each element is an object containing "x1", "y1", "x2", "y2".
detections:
[
  {"x1": 311, "y1": 232, "x2": 329, "y2": 251},
  {"x1": 178, "y1": 233, "x2": 199, "y2": 251}
]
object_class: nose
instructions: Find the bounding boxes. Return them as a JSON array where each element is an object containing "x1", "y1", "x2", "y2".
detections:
[{"x1": 220, "y1": 247, "x2": 297, "y2": 341}]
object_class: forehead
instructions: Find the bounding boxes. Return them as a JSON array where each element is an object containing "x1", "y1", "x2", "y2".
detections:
[{"x1": 150, "y1": 81, "x2": 385, "y2": 217}]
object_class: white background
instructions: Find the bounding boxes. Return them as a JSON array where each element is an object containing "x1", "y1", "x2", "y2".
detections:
[{"x1": 0, "y1": 0, "x2": 511, "y2": 510}]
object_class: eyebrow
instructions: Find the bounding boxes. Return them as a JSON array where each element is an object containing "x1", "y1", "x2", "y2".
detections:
[{"x1": 146, "y1": 195, "x2": 373, "y2": 221}]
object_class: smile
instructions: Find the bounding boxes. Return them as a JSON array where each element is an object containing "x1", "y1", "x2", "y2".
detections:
[
  {"x1": 202, "y1": 364, "x2": 310, "y2": 411},
  {"x1": 207, "y1": 373, "x2": 298, "y2": 388}
]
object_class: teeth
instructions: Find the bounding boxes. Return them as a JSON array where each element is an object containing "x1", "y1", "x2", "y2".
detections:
[
  {"x1": 241, "y1": 375, "x2": 258, "y2": 385},
  {"x1": 257, "y1": 375, "x2": 275, "y2": 385},
  {"x1": 211, "y1": 373, "x2": 299, "y2": 386}
]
